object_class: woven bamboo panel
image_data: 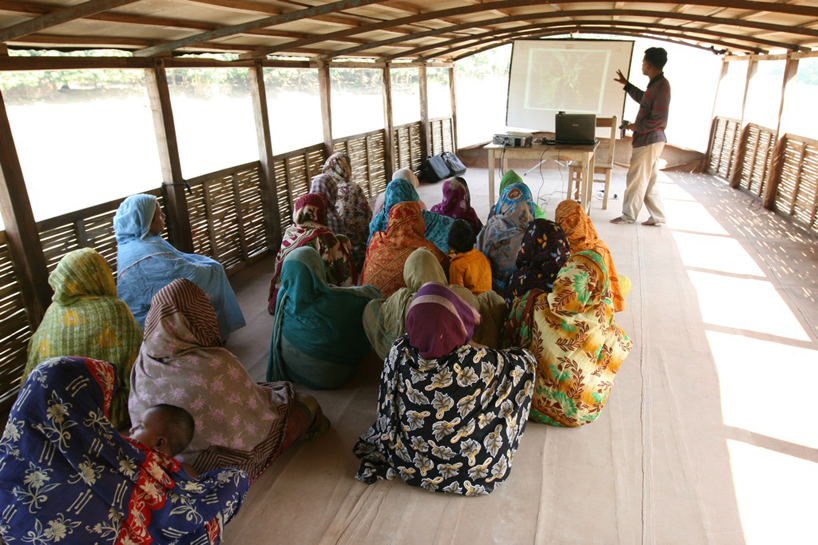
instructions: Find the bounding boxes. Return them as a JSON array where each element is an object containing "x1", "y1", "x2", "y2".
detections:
[
  {"x1": 409, "y1": 122, "x2": 423, "y2": 171},
  {"x1": 429, "y1": 117, "x2": 454, "y2": 157},
  {"x1": 235, "y1": 166, "x2": 269, "y2": 259},
  {"x1": 708, "y1": 117, "x2": 741, "y2": 181},
  {"x1": 188, "y1": 180, "x2": 214, "y2": 259},
  {"x1": 306, "y1": 147, "x2": 327, "y2": 183},
  {"x1": 0, "y1": 231, "x2": 33, "y2": 415},
  {"x1": 273, "y1": 159, "x2": 293, "y2": 229},
  {"x1": 394, "y1": 124, "x2": 412, "y2": 171},
  {"x1": 334, "y1": 130, "x2": 387, "y2": 199},
  {"x1": 738, "y1": 124, "x2": 777, "y2": 198},
  {"x1": 774, "y1": 136, "x2": 818, "y2": 233},
  {"x1": 367, "y1": 131, "x2": 387, "y2": 196},
  {"x1": 442, "y1": 118, "x2": 454, "y2": 154},
  {"x1": 286, "y1": 154, "x2": 311, "y2": 204},
  {"x1": 272, "y1": 144, "x2": 326, "y2": 230}
]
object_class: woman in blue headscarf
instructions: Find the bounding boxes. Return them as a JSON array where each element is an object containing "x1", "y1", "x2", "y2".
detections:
[
  {"x1": 114, "y1": 194, "x2": 245, "y2": 340},
  {"x1": 368, "y1": 178, "x2": 454, "y2": 254}
]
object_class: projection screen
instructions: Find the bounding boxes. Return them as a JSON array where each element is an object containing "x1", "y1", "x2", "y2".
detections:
[{"x1": 506, "y1": 39, "x2": 634, "y2": 134}]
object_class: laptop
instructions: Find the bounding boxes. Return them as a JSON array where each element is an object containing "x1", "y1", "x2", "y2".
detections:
[{"x1": 554, "y1": 112, "x2": 598, "y2": 145}]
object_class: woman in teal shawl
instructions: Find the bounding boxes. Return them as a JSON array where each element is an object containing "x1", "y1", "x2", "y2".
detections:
[
  {"x1": 499, "y1": 169, "x2": 547, "y2": 219},
  {"x1": 114, "y1": 194, "x2": 245, "y2": 340},
  {"x1": 368, "y1": 178, "x2": 454, "y2": 253},
  {"x1": 269, "y1": 246, "x2": 381, "y2": 389}
]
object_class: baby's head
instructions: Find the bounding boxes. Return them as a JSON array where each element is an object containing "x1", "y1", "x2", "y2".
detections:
[
  {"x1": 448, "y1": 219, "x2": 475, "y2": 255},
  {"x1": 130, "y1": 404, "x2": 195, "y2": 457}
]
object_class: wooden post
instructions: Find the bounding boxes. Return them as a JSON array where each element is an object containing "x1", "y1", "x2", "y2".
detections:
[
  {"x1": 729, "y1": 59, "x2": 757, "y2": 188},
  {"x1": 448, "y1": 65, "x2": 458, "y2": 153},
  {"x1": 418, "y1": 64, "x2": 431, "y2": 160},
  {"x1": 382, "y1": 64, "x2": 395, "y2": 179},
  {"x1": 764, "y1": 56, "x2": 799, "y2": 209},
  {"x1": 249, "y1": 60, "x2": 283, "y2": 250},
  {"x1": 0, "y1": 89, "x2": 50, "y2": 327},
  {"x1": 705, "y1": 60, "x2": 729, "y2": 166},
  {"x1": 146, "y1": 60, "x2": 193, "y2": 253},
  {"x1": 317, "y1": 62, "x2": 334, "y2": 158}
]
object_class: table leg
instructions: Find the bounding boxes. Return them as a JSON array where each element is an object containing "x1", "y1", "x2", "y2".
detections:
[{"x1": 488, "y1": 149, "x2": 496, "y2": 208}]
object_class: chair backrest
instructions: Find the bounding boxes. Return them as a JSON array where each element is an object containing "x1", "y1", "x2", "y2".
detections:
[{"x1": 595, "y1": 116, "x2": 617, "y2": 166}]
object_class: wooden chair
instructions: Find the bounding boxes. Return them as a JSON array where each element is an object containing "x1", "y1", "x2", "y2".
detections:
[{"x1": 567, "y1": 116, "x2": 617, "y2": 210}]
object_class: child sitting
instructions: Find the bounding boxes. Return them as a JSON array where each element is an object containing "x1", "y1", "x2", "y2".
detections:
[
  {"x1": 130, "y1": 403, "x2": 199, "y2": 477},
  {"x1": 447, "y1": 219, "x2": 492, "y2": 295}
]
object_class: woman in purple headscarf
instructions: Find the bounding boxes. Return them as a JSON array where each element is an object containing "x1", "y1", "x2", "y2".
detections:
[
  {"x1": 430, "y1": 177, "x2": 483, "y2": 237},
  {"x1": 354, "y1": 282, "x2": 537, "y2": 496}
]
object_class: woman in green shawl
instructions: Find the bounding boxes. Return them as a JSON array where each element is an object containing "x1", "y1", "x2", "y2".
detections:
[
  {"x1": 23, "y1": 248, "x2": 142, "y2": 429},
  {"x1": 499, "y1": 169, "x2": 547, "y2": 219},
  {"x1": 362, "y1": 247, "x2": 507, "y2": 360},
  {"x1": 269, "y1": 246, "x2": 381, "y2": 389}
]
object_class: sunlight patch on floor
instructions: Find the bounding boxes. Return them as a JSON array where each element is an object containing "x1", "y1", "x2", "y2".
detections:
[
  {"x1": 672, "y1": 232, "x2": 766, "y2": 277},
  {"x1": 664, "y1": 198, "x2": 730, "y2": 235},
  {"x1": 727, "y1": 439, "x2": 818, "y2": 545}
]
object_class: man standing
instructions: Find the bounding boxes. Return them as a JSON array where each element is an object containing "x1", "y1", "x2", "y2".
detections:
[{"x1": 611, "y1": 47, "x2": 670, "y2": 226}]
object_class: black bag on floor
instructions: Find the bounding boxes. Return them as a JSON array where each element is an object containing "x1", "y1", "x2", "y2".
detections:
[
  {"x1": 420, "y1": 155, "x2": 450, "y2": 183},
  {"x1": 442, "y1": 151, "x2": 467, "y2": 176}
]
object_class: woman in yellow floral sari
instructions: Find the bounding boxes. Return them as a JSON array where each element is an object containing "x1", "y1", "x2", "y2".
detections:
[
  {"x1": 23, "y1": 248, "x2": 143, "y2": 429},
  {"x1": 503, "y1": 250, "x2": 633, "y2": 427}
]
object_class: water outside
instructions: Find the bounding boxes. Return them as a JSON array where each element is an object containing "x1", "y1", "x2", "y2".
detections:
[{"x1": 1, "y1": 39, "x2": 816, "y2": 229}]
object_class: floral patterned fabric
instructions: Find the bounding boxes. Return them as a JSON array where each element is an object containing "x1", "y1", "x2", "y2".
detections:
[
  {"x1": 354, "y1": 335, "x2": 536, "y2": 496},
  {"x1": 268, "y1": 193, "x2": 355, "y2": 313},
  {"x1": 555, "y1": 199, "x2": 626, "y2": 312},
  {"x1": 504, "y1": 219, "x2": 571, "y2": 305},
  {"x1": 502, "y1": 251, "x2": 633, "y2": 427},
  {"x1": 331, "y1": 151, "x2": 372, "y2": 273},
  {"x1": 362, "y1": 202, "x2": 448, "y2": 299},
  {"x1": 130, "y1": 279, "x2": 296, "y2": 479},
  {"x1": 476, "y1": 183, "x2": 536, "y2": 293},
  {"x1": 23, "y1": 248, "x2": 142, "y2": 430},
  {"x1": 310, "y1": 174, "x2": 344, "y2": 234},
  {"x1": 0, "y1": 357, "x2": 250, "y2": 544}
]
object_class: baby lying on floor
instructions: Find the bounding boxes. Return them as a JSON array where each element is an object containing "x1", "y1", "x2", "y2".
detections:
[{"x1": 130, "y1": 403, "x2": 200, "y2": 478}]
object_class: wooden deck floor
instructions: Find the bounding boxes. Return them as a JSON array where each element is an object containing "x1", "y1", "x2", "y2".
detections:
[{"x1": 221, "y1": 164, "x2": 817, "y2": 545}]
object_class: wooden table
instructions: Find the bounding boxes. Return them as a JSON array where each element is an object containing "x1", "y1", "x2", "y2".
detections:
[{"x1": 485, "y1": 142, "x2": 598, "y2": 213}]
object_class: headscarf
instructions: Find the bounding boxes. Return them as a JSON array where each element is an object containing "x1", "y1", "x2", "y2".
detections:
[
  {"x1": 502, "y1": 251, "x2": 633, "y2": 427},
  {"x1": 372, "y1": 168, "x2": 427, "y2": 221},
  {"x1": 269, "y1": 193, "x2": 356, "y2": 312},
  {"x1": 310, "y1": 174, "x2": 344, "y2": 233},
  {"x1": 130, "y1": 279, "x2": 295, "y2": 479},
  {"x1": 430, "y1": 177, "x2": 483, "y2": 236},
  {"x1": 113, "y1": 193, "x2": 157, "y2": 242},
  {"x1": 23, "y1": 248, "x2": 142, "y2": 429},
  {"x1": 477, "y1": 182, "x2": 535, "y2": 292},
  {"x1": 369, "y1": 178, "x2": 454, "y2": 253},
  {"x1": 362, "y1": 202, "x2": 448, "y2": 298},
  {"x1": 354, "y1": 314, "x2": 537, "y2": 495},
  {"x1": 269, "y1": 246, "x2": 380, "y2": 387},
  {"x1": 505, "y1": 219, "x2": 571, "y2": 304},
  {"x1": 332, "y1": 152, "x2": 372, "y2": 272},
  {"x1": 555, "y1": 199, "x2": 626, "y2": 312},
  {"x1": 2, "y1": 357, "x2": 250, "y2": 543},
  {"x1": 114, "y1": 194, "x2": 246, "y2": 339},
  {"x1": 405, "y1": 282, "x2": 481, "y2": 359},
  {"x1": 499, "y1": 169, "x2": 547, "y2": 219}
]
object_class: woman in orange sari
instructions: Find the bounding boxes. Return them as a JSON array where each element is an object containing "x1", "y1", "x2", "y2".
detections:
[{"x1": 361, "y1": 201, "x2": 447, "y2": 298}]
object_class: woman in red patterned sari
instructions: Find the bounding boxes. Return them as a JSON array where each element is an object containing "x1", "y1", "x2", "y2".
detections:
[{"x1": 361, "y1": 201, "x2": 448, "y2": 298}]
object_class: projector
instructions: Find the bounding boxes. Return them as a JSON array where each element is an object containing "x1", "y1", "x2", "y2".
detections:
[{"x1": 493, "y1": 132, "x2": 533, "y2": 147}]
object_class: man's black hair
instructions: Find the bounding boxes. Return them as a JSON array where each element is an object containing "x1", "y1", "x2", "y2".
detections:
[
  {"x1": 448, "y1": 219, "x2": 475, "y2": 254},
  {"x1": 644, "y1": 47, "x2": 667, "y2": 70},
  {"x1": 151, "y1": 404, "x2": 195, "y2": 456}
]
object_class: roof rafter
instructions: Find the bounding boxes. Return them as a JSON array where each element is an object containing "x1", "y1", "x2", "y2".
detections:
[{"x1": 0, "y1": 0, "x2": 141, "y2": 42}]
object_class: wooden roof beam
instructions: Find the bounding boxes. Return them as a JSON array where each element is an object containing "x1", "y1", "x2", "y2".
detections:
[
  {"x1": 133, "y1": 0, "x2": 392, "y2": 58},
  {"x1": 239, "y1": 0, "x2": 818, "y2": 60},
  {"x1": 0, "y1": 0, "x2": 141, "y2": 42},
  {"x1": 375, "y1": 1, "x2": 501, "y2": 33},
  {"x1": 183, "y1": 0, "x2": 387, "y2": 28}
]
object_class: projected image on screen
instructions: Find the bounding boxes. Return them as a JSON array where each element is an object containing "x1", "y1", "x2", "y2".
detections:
[
  {"x1": 524, "y1": 48, "x2": 610, "y2": 113},
  {"x1": 507, "y1": 40, "x2": 633, "y2": 132}
]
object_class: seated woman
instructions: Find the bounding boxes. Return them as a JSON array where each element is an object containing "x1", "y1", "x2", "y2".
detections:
[
  {"x1": 555, "y1": 199, "x2": 628, "y2": 312},
  {"x1": 268, "y1": 192, "x2": 356, "y2": 313},
  {"x1": 130, "y1": 278, "x2": 327, "y2": 480},
  {"x1": 430, "y1": 177, "x2": 483, "y2": 236},
  {"x1": 363, "y1": 247, "x2": 505, "y2": 360},
  {"x1": 504, "y1": 218, "x2": 571, "y2": 305},
  {"x1": 477, "y1": 182, "x2": 536, "y2": 293},
  {"x1": 354, "y1": 282, "x2": 536, "y2": 496},
  {"x1": 369, "y1": 178, "x2": 454, "y2": 254},
  {"x1": 309, "y1": 154, "x2": 346, "y2": 234},
  {"x1": 269, "y1": 246, "x2": 380, "y2": 390},
  {"x1": 362, "y1": 201, "x2": 448, "y2": 298},
  {"x1": 0, "y1": 356, "x2": 250, "y2": 544},
  {"x1": 22, "y1": 247, "x2": 142, "y2": 430},
  {"x1": 498, "y1": 169, "x2": 547, "y2": 219},
  {"x1": 372, "y1": 167, "x2": 427, "y2": 219},
  {"x1": 114, "y1": 193, "x2": 245, "y2": 340},
  {"x1": 503, "y1": 251, "x2": 633, "y2": 427},
  {"x1": 323, "y1": 152, "x2": 372, "y2": 272}
]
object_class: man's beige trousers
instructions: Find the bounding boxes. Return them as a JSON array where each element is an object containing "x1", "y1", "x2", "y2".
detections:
[{"x1": 622, "y1": 141, "x2": 666, "y2": 223}]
